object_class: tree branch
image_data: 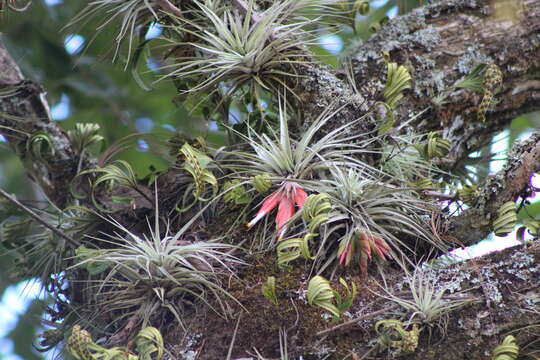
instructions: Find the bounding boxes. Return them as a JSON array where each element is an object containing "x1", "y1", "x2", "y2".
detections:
[
  {"x1": 347, "y1": 0, "x2": 540, "y2": 169},
  {"x1": 448, "y1": 129, "x2": 540, "y2": 245},
  {"x1": 0, "y1": 187, "x2": 77, "y2": 247},
  {"x1": 178, "y1": 241, "x2": 540, "y2": 359},
  {"x1": 0, "y1": 40, "x2": 80, "y2": 207}
]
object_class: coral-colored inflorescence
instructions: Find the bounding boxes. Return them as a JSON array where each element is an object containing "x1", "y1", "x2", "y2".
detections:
[{"x1": 247, "y1": 181, "x2": 308, "y2": 239}]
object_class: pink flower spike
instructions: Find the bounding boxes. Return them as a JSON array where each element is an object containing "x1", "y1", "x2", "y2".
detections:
[
  {"x1": 358, "y1": 232, "x2": 372, "y2": 261},
  {"x1": 276, "y1": 196, "x2": 295, "y2": 239},
  {"x1": 247, "y1": 191, "x2": 281, "y2": 228},
  {"x1": 373, "y1": 237, "x2": 391, "y2": 259},
  {"x1": 294, "y1": 187, "x2": 308, "y2": 208},
  {"x1": 373, "y1": 243, "x2": 385, "y2": 259},
  {"x1": 338, "y1": 244, "x2": 352, "y2": 266}
]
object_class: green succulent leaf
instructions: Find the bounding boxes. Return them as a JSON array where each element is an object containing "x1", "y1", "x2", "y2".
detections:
[
  {"x1": 453, "y1": 63, "x2": 488, "y2": 92},
  {"x1": 27, "y1": 132, "x2": 55, "y2": 160},
  {"x1": 493, "y1": 201, "x2": 517, "y2": 236},
  {"x1": 416, "y1": 132, "x2": 451, "y2": 159},
  {"x1": 68, "y1": 123, "x2": 104, "y2": 154},
  {"x1": 384, "y1": 62, "x2": 411, "y2": 109},
  {"x1": 180, "y1": 143, "x2": 219, "y2": 202},
  {"x1": 75, "y1": 245, "x2": 110, "y2": 276},
  {"x1": 491, "y1": 335, "x2": 519, "y2": 360},
  {"x1": 134, "y1": 327, "x2": 164, "y2": 360},
  {"x1": 307, "y1": 275, "x2": 340, "y2": 318},
  {"x1": 334, "y1": 277, "x2": 358, "y2": 315},
  {"x1": 223, "y1": 180, "x2": 251, "y2": 207},
  {"x1": 252, "y1": 173, "x2": 273, "y2": 193},
  {"x1": 261, "y1": 276, "x2": 279, "y2": 306}
]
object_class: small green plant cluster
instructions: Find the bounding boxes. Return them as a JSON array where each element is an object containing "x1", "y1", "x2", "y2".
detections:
[
  {"x1": 491, "y1": 335, "x2": 519, "y2": 360},
  {"x1": 306, "y1": 276, "x2": 357, "y2": 319},
  {"x1": 375, "y1": 319, "x2": 420, "y2": 353},
  {"x1": 493, "y1": 201, "x2": 518, "y2": 236},
  {"x1": 66, "y1": 325, "x2": 164, "y2": 360}
]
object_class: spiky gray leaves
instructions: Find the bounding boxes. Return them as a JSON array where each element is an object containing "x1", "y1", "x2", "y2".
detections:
[{"x1": 160, "y1": 0, "x2": 321, "y2": 98}]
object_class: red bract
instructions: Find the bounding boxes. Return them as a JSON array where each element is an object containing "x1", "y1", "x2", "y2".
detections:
[
  {"x1": 247, "y1": 191, "x2": 282, "y2": 228},
  {"x1": 276, "y1": 196, "x2": 294, "y2": 239},
  {"x1": 247, "y1": 181, "x2": 307, "y2": 239},
  {"x1": 340, "y1": 232, "x2": 393, "y2": 274},
  {"x1": 338, "y1": 243, "x2": 353, "y2": 266}
]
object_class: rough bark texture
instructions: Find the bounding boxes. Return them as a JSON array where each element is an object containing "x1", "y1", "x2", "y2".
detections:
[
  {"x1": 450, "y1": 129, "x2": 540, "y2": 245},
  {"x1": 0, "y1": 41, "x2": 80, "y2": 207},
  {"x1": 0, "y1": 0, "x2": 539, "y2": 359},
  {"x1": 173, "y1": 242, "x2": 539, "y2": 359},
  {"x1": 351, "y1": 0, "x2": 540, "y2": 169}
]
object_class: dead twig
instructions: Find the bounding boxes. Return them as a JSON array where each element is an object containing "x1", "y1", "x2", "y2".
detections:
[{"x1": 0, "y1": 187, "x2": 78, "y2": 247}]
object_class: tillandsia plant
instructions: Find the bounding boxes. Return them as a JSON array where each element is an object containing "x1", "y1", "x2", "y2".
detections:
[
  {"x1": 304, "y1": 167, "x2": 445, "y2": 274},
  {"x1": 68, "y1": 0, "x2": 182, "y2": 63},
  {"x1": 224, "y1": 98, "x2": 380, "y2": 240},
  {"x1": 159, "y1": 0, "x2": 322, "y2": 99},
  {"x1": 375, "y1": 267, "x2": 475, "y2": 332},
  {"x1": 71, "y1": 192, "x2": 242, "y2": 333}
]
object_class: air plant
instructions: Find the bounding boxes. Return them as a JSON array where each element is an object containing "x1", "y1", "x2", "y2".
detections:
[
  {"x1": 68, "y1": 0, "x2": 181, "y2": 63},
  {"x1": 159, "y1": 0, "x2": 321, "y2": 100},
  {"x1": 226, "y1": 99, "x2": 379, "y2": 240},
  {"x1": 71, "y1": 192, "x2": 241, "y2": 332},
  {"x1": 308, "y1": 167, "x2": 444, "y2": 274},
  {"x1": 247, "y1": 181, "x2": 307, "y2": 239},
  {"x1": 375, "y1": 267, "x2": 474, "y2": 332},
  {"x1": 379, "y1": 133, "x2": 439, "y2": 184}
]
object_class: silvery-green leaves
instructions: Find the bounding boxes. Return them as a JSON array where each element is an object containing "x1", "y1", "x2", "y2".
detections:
[
  {"x1": 71, "y1": 208, "x2": 241, "y2": 330},
  {"x1": 229, "y1": 101, "x2": 378, "y2": 182},
  {"x1": 377, "y1": 268, "x2": 474, "y2": 329},
  {"x1": 313, "y1": 167, "x2": 442, "y2": 272},
  {"x1": 68, "y1": 0, "x2": 161, "y2": 63},
  {"x1": 161, "y1": 0, "x2": 318, "y2": 98}
]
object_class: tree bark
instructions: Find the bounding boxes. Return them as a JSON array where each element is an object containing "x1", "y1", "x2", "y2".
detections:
[
  {"x1": 0, "y1": 40, "x2": 79, "y2": 207},
  {"x1": 174, "y1": 242, "x2": 539, "y2": 359}
]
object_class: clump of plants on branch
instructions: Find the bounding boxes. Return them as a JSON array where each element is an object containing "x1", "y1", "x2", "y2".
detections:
[
  {"x1": 71, "y1": 196, "x2": 241, "y2": 333},
  {"x1": 2, "y1": 0, "x2": 498, "y2": 356}
]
